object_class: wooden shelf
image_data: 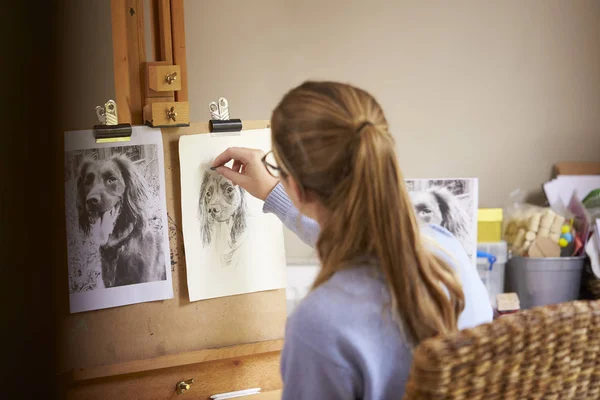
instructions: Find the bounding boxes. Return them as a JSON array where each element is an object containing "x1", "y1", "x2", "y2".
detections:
[
  {"x1": 69, "y1": 339, "x2": 284, "y2": 382},
  {"x1": 245, "y1": 390, "x2": 282, "y2": 399}
]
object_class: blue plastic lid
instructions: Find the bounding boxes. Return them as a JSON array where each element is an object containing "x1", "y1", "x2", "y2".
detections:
[{"x1": 477, "y1": 250, "x2": 497, "y2": 271}]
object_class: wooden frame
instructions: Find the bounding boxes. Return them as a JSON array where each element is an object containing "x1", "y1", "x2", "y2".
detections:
[
  {"x1": 110, "y1": 0, "x2": 188, "y2": 124},
  {"x1": 170, "y1": 0, "x2": 188, "y2": 102}
]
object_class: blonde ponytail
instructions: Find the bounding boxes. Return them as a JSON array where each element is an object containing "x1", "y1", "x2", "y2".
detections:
[{"x1": 271, "y1": 82, "x2": 465, "y2": 344}]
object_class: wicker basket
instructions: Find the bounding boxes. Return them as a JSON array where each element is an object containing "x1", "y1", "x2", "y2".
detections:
[{"x1": 403, "y1": 300, "x2": 600, "y2": 399}]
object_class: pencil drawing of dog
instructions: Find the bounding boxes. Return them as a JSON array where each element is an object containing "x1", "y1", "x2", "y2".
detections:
[
  {"x1": 409, "y1": 186, "x2": 473, "y2": 257},
  {"x1": 77, "y1": 155, "x2": 166, "y2": 288},
  {"x1": 198, "y1": 170, "x2": 247, "y2": 265}
]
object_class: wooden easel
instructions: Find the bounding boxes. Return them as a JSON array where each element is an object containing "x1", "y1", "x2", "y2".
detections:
[
  {"x1": 59, "y1": 2, "x2": 287, "y2": 399},
  {"x1": 110, "y1": 0, "x2": 189, "y2": 126},
  {"x1": 62, "y1": 122, "x2": 286, "y2": 399}
]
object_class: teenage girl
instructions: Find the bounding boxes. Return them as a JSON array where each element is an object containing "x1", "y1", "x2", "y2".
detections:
[{"x1": 212, "y1": 81, "x2": 493, "y2": 399}]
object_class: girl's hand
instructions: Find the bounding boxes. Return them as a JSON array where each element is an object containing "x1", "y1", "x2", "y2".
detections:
[{"x1": 211, "y1": 147, "x2": 279, "y2": 201}]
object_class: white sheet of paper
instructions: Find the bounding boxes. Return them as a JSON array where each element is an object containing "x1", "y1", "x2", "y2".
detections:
[
  {"x1": 64, "y1": 127, "x2": 173, "y2": 313},
  {"x1": 405, "y1": 178, "x2": 479, "y2": 267},
  {"x1": 544, "y1": 175, "x2": 600, "y2": 211},
  {"x1": 179, "y1": 128, "x2": 287, "y2": 302},
  {"x1": 595, "y1": 219, "x2": 600, "y2": 252}
]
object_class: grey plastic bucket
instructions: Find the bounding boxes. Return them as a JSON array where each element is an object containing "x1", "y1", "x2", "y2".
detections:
[{"x1": 505, "y1": 256, "x2": 585, "y2": 309}]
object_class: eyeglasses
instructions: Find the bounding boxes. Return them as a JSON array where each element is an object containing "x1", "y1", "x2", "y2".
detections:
[{"x1": 261, "y1": 150, "x2": 284, "y2": 178}]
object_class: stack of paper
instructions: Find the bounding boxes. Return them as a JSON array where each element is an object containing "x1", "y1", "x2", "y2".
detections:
[{"x1": 543, "y1": 175, "x2": 600, "y2": 211}]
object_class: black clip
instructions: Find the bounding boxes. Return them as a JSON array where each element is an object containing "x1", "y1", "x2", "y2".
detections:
[
  {"x1": 94, "y1": 100, "x2": 132, "y2": 143},
  {"x1": 208, "y1": 97, "x2": 242, "y2": 134}
]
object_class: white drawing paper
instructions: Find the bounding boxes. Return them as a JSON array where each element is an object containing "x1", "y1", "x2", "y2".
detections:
[
  {"x1": 544, "y1": 175, "x2": 600, "y2": 211},
  {"x1": 405, "y1": 178, "x2": 479, "y2": 266},
  {"x1": 64, "y1": 126, "x2": 173, "y2": 313},
  {"x1": 179, "y1": 128, "x2": 287, "y2": 302}
]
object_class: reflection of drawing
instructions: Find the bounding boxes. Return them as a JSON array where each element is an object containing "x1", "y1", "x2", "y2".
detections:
[
  {"x1": 407, "y1": 179, "x2": 477, "y2": 262},
  {"x1": 76, "y1": 154, "x2": 166, "y2": 287},
  {"x1": 197, "y1": 170, "x2": 247, "y2": 265}
]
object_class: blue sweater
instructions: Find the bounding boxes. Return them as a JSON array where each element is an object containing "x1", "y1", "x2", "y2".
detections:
[{"x1": 263, "y1": 184, "x2": 493, "y2": 400}]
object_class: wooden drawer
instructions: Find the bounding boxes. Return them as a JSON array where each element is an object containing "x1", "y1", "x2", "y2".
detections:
[
  {"x1": 144, "y1": 61, "x2": 179, "y2": 99},
  {"x1": 149, "y1": 64, "x2": 181, "y2": 92},
  {"x1": 143, "y1": 101, "x2": 189, "y2": 127},
  {"x1": 64, "y1": 350, "x2": 282, "y2": 400}
]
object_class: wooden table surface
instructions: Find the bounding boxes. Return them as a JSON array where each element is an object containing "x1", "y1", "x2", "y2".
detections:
[{"x1": 242, "y1": 390, "x2": 282, "y2": 399}]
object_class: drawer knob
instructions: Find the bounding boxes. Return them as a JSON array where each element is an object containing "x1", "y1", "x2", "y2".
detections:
[
  {"x1": 176, "y1": 378, "x2": 194, "y2": 395},
  {"x1": 165, "y1": 72, "x2": 178, "y2": 85},
  {"x1": 166, "y1": 106, "x2": 177, "y2": 122}
]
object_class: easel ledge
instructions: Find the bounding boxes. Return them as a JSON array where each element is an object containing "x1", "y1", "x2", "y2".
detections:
[
  {"x1": 68, "y1": 338, "x2": 283, "y2": 382},
  {"x1": 161, "y1": 119, "x2": 270, "y2": 135}
]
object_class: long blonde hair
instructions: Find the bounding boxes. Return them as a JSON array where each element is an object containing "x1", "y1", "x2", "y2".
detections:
[{"x1": 271, "y1": 81, "x2": 465, "y2": 344}]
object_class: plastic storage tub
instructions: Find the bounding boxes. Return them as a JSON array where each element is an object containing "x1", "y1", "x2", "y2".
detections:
[
  {"x1": 505, "y1": 256, "x2": 585, "y2": 309},
  {"x1": 476, "y1": 241, "x2": 508, "y2": 308}
]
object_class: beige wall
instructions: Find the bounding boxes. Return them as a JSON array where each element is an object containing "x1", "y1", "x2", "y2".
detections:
[
  {"x1": 184, "y1": 0, "x2": 600, "y2": 260},
  {"x1": 59, "y1": 1, "x2": 600, "y2": 261},
  {"x1": 58, "y1": 0, "x2": 115, "y2": 131}
]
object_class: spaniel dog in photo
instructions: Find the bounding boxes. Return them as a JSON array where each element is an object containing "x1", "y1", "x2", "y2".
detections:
[
  {"x1": 409, "y1": 186, "x2": 473, "y2": 257},
  {"x1": 77, "y1": 155, "x2": 166, "y2": 288},
  {"x1": 198, "y1": 170, "x2": 247, "y2": 266}
]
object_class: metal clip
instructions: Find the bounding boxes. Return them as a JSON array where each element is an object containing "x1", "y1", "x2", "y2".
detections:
[
  {"x1": 209, "y1": 101, "x2": 220, "y2": 120},
  {"x1": 165, "y1": 71, "x2": 178, "y2": 85},
  {"x1": 95, "y1": 100, "x2": 119, "y2": 126},
  {"x1": 218, "y1": 97, "x2": 229, "y2": 120},
  {"x1": 176, "y1": 378, "x2": 194, "y2": 395},
  {"x1": 208, "y1": 97, "x2": 230, "y2": 120}
]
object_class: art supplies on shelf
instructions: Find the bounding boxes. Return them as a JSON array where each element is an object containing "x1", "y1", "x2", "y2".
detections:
[
  {"x1": 477, "y1": 208, "x2": 503, "y2": 242},
  {"x1": 501, "y1": 161, "x2": 599, "y2": 309},
  {"x1": 503, "y1": 186, "x2": 599, "y2": 258},
  {"x1": 496, "y1": 293, "x2": 520, "y2": 316},
  {"x1": 503, "y1": 206, "x2": 578, "y2": 258},
  {"x1": 543, "y1": 175, "x2": 600, "y2": 211}
]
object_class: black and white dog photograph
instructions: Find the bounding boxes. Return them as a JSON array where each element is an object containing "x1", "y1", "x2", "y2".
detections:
[
  {"x1": 64, "y1": 130, "x2": 173, "y2": 313},
  {"x1": 406, "y1": 179, "x2": 478, "y2": 263},
  {"x1": 197, "y1": 170, "x2": 248, "y2": 265}
]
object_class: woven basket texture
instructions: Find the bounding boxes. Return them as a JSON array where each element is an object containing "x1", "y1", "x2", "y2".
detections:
[{"x1": 403, "y1": 300, "x2": 600, "y2": 399}]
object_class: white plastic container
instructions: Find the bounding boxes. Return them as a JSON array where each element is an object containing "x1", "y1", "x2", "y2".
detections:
[
  {"x1": 476, "y1": 241, "x2": 508, "y2": 308},
  {"x1": 286, "y1": 263, "x2": 320, "y2": 316}
]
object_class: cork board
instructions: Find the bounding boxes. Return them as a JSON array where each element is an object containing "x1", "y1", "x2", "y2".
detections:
[{"x1": 58, "y1": 120, "x2": 286, "y2": 372}]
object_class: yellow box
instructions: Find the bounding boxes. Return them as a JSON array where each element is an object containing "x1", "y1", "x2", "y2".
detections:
[{"x1": 478, "y1": 208, "x2": 503, "y2": 242}]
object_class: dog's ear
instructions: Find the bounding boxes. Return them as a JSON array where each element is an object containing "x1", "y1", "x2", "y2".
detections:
[
  {"x1": 431, "y1": 187, "x2": 469, "y2": 239},
  {"x1": 113, "y1": 155, "x2": 149, "y2": 228},
  {"x1": 230, "y1": 187, "x2": 247, "y2": 245},
  {"x1": 76, "y1": 158, "x2": 94, "y2": 234},
  {"x1": 197, "y1": 171, "x2": 213, "y2": 245}
]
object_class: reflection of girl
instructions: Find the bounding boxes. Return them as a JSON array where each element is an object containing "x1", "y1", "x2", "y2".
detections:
[{"x1": 212, "y1": 82, "x2": 492, "y2": 399}]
